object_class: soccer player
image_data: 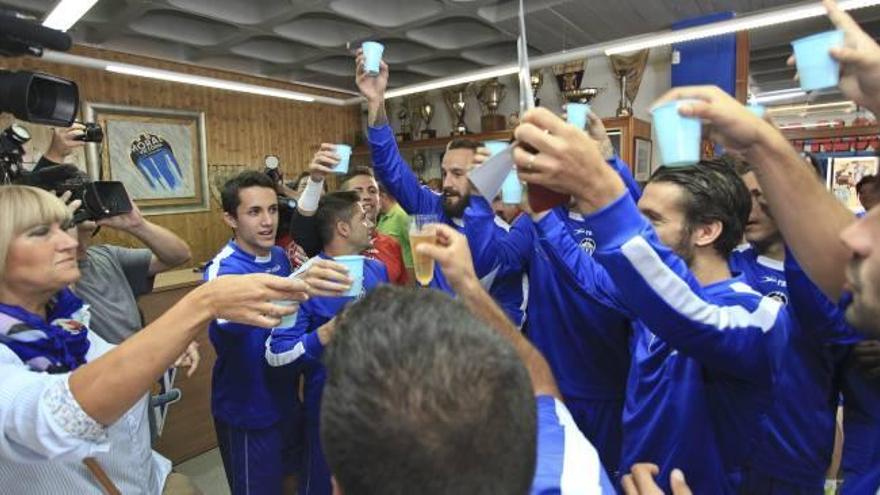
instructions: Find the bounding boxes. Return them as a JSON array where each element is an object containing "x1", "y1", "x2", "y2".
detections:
[
  {"x1": 513, "y1": 108, "x2": 793, "y2": 493},
  {"x1": 354, "y1": 50, "x2": 524, "y2": 325},
  {"x1": 462, "y1": 113, "x2": 639, "y2": 475},
  {"x1": 321, "y1": 224, "x2": 613, "y2": 494},
  {"x1": 266, "y1": 191, "x2": 388, "y2": 495}
]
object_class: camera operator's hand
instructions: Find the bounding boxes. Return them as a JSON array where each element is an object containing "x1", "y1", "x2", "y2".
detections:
[
  {"x1": 97, "y1": 191, "x2": 146, "y2": 233},
  {"x1": 44, "y1": 124, "x2": 85, "y2": 164},
  {"x1": 57, "y1": 190, "x2": 82, "y2": 221},
  {"x1": 309, "y1": 144, "x2": 341, "y2": 182},
  {"x1": 472, "y1": 146, "x2": 492, "y2": 167}
]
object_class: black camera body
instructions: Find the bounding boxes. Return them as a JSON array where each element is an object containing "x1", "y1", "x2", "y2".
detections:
[
  {"x1": 74, "y1": 122, "x2": 104, "y2": 143},
  {"x1": 21, "y1": 164, "x2": 133, "y2": 223},
  {"x1": 0, "y1": 124, "x2": 30, "y2": 183}
]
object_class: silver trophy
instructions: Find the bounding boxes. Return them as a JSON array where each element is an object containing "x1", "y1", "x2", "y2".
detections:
[
  {"x1": 443, "y1": 84, "x2": 471, "y2": 136},
  {"x1": 419, "y1": 101, "x2": 436, "y2": 139},
  {"x1": 474, "y1": 77, "x2": 508, "y2": 132}
]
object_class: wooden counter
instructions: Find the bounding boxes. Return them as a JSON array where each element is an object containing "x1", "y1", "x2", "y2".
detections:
[{"x1": 139, "y1": 268, "x2": 216, "y2": 465}]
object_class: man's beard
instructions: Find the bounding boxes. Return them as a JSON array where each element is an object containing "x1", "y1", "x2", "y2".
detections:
[
  {"x1": 670, "y1": 226, "x2": 696, "y2": 267},
  {"x1": 443, "y1": 190, "x2": 469, "y2": 218}
]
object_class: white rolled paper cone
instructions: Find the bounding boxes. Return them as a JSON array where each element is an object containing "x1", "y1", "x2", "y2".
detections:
[{"x1": 468, "y1": 144, "x2": 515, "y2": 200}]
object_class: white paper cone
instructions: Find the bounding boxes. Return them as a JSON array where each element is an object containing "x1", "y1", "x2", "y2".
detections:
[{"x1": 468, "y1": 145, "x2": 515, "y2": 200}]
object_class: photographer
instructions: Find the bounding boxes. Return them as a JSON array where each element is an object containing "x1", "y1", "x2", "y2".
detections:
[
  {"x1": 35, "y1": 125, "x2": 193, "y2": 346},
  {"x1": 0, "y1": 185, "x2": 309, "y2": 493}
]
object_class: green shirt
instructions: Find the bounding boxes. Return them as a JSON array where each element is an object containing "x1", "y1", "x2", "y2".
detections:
[{"x1": 377, "y1": 203, "x2": 412, "y2": 268}]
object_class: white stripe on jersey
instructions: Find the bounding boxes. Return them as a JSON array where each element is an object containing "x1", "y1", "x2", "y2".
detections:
[{"x1": 621, "y1": 236, "x2": 782, "y2": 333}]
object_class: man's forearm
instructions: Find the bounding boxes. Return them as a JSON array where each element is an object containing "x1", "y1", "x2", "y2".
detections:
[
  {"x1": 367, "y1": 99, "x2": 388, "y2": 127},
  {"x1": 129, "y1": 221, "x2": 192, "y2": 270},
  {"x1": 747, "y1": 131, "x2": 855, "y2": 300},
  {"x1": 455, "y1": 278, "x2": 559, "y2": 398}
]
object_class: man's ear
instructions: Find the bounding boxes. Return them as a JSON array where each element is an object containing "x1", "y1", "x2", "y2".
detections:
[
  {"x1": 222, "y1": 212, "x2": 238, "y2": 230},
  {"x1": 337, "y1": 219, "x2": 352, "y2": 239},
  {"x1": 692, "y1": 220, "x2": 723, "y2": 249}
]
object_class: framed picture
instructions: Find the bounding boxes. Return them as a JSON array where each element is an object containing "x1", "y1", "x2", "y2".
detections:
[
  {"x1": 634, "y1": 138, "x2": 653, "y2": 181},
  {"x1": 83, "y1": 103, "x2": 209, "y2": 216},
  {"x1": 826, "y1": 156, "x2": 879, "y2": 212}
]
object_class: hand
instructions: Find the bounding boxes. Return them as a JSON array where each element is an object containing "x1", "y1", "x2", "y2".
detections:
[
  {"x1": 44, "y1": 124, "x2": 85, "y2": 164},
  {"x1": 96, "y1": 191, "x2": 146, "y2": 232},
  {"x1": 296, "y1": 258, "x2": 353, "y2": 297},
  {"x1": 587, "y1": 113, "x2": 615, "y2": 160},
  {"x1": 173, "y1": 341, "x2": 201, "y2": 378},
  {"x1": 58, "y1": 190, "x2": 82, "y2": 218},
  {"x1": 287, "y1": 242, "x2": 309, "y2": 269},
  {"x1": 512, "y1": 108, "x2": 624, "y2": 211},
  {"x1": 317, "y1": 317, "x2": 337, "y2": 346},
  {"x1": 652, "y1": 85, "x2": 778, "y2": 156},
  {"x1": 621, "y1": 464, "x2": 692, "y2": 495},
  {"x1": 199, "y1": 273, "x2": 310, "y2": 328},
  {"x1": 309, "y1": 144, "x2": 341, "y2": 181},
  {"x1": 851, "y1": 340, "x2": 880, "y2": 380},
  {"x1": 414, "y1": 223, "x2": 478, "y2": 292},
  {"x1": 355, "y1": 49, "x2": 389, "y2": 104},
  {"x1": 787, "y1": 0, "x2": 880, "y2": 114}
]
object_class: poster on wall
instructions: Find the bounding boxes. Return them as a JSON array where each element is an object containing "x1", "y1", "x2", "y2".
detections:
[
  {"x1": 83, "y1": 103, "x2": 209, "y2": 215},
  {"x1": 827, "y1": 156, "x2": 879, "y2": 212}
]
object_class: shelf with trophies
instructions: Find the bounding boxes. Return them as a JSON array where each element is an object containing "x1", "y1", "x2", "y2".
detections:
[{"x1": 352, "y1": 54, "x2": 653, "y2": 181}]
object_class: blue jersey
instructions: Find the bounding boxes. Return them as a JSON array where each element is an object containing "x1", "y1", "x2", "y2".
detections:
[
  {"x1": 781, "y1": 252, "x2": 880, "y2": 493},
  {"x1": 266, "y1": 253, "x2": 388, "y2": 495},
  {"x1": 729, "y1": 245, "x2": 846, "y2": 488},
  {"x1": 536, "y1": 193, "x2": 790, "y2": 494},
  {"x1": 367, "y1": 124, "x2": 524, "y2": 325},
  {"x1": 464, "y1": 196, "x2": 630, "y2": 474},
  {"x1": 204, "y1": 240, "x2": 295, "y2": 429},
  {"x1": 531, "y1": 395, "x2": 615, "y2": 494}
]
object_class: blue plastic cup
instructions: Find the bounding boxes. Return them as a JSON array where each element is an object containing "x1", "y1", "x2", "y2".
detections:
[
  {"x1": 791, "y1": 30, "x2": 845, "y2": 91},
  {"x1": 566, "y1": 103, "x2": 590, "y2": 131},
  {"x1": 651, "y1": 99, "x2": 702, "y2": 167},
  {"x1": 334, "y1": 255, "x2": 364, "y2": 297},
  {"x1": 334, "y1": 144, "x2": 352, "y2": 174},
  {"x1": 274, "y1": 300, "x2": 299, "y2": 329},
  {"x1": 362, "y1": 41, "x2": 385, "y2": 76},
  {"x1": 747, "y1": 104, "x2": 766, "y2": 118},
  {"x1": 484, "y1": 140, "x2": 508, "y2": 157},
  {"x1": 501, "y1": 170, "x2": 522, "y2": 205}
]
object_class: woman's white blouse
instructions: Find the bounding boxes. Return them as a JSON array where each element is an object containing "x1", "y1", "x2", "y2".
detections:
[{"x1": 0, "y1": 331, "x2": 172, "y2": 494}]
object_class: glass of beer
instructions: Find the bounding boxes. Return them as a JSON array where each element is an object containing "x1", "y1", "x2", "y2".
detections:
[{"x1": 409, "y1": 214, "x2": 439, "y2": 286}]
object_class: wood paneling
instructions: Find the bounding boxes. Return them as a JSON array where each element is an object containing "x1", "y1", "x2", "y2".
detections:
[{"x1": 3, "y1": 46, "x2": 361, "y2": 265}]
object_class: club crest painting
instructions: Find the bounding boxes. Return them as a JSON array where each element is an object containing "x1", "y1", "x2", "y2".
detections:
[{"x1": 84, "y1": 103, "x2": 210, "y2": 215}]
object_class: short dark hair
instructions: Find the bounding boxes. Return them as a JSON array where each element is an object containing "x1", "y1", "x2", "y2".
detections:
[
  {"x1": 720, "y1": 155, "x2": 753, "y2": 177},
  {"x1": 321, "y1": 286, "x2": 536, "y2": 495},
  {"x1": 649, "y1": 159, "x2": 752, "y2": 257},
  {"x1": 446, "y1": 138, "x2": 481, "y2": 152},
  {"x1": 856, "y1": 174, "x2": 878, "y2": 194},
  {"x1": 340, "y1": 166, "x2": 375, "y2": 190},
  {"x1": 221, "y1": 170, "x2": 276, "y2": 217},
  {"x1": 315, "y1": 191, "x2": 360, "y2": 246}
]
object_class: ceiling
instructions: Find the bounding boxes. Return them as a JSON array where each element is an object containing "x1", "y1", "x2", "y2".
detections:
[{"x1": 3, "y1": 0, "x2": 880, "y2": 98}]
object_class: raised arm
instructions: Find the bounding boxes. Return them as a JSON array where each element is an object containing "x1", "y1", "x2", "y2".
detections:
[
  {"x1": 463, "y1": 195, "x2": 533, "y2": 278},
  {"x1": 416, "y1": 224, "x2": 559, "y2": 399}
]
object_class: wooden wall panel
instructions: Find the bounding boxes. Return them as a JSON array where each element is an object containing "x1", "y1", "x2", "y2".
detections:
[{"x1": 2, "y1": 46, "x2": 361, "y2": 265}]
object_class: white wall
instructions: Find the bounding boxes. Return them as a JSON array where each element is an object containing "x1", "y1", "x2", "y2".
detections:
[{"x1": 371, "y1": 47, "x2": 672, "y2": 175}]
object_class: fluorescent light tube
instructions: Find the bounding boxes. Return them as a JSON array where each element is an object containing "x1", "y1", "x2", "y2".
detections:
[
  {"x1": 105, "y1": 64, "x2": 316, "y2": 102},
  {"x1": 385, "y1": 65, "x2": 518, "y2": 99},
  {"x1": 43, "y1": 0, "x2": 99, "y2": 32},
  {"x1": 753, "y1": 89, "x2": 808, "y2": 103},
  {"x1": 605, "y1": 0, "x2": 880, "y2": 55}
]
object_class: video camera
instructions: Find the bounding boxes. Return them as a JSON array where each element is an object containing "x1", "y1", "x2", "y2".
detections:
[{"x1": 1, "y1": 11, "x2": 129, "y2": 222}]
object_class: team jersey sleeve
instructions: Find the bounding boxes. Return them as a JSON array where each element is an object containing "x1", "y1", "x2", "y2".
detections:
[
  {"x1": 531, "y1": 395, "x2": 615, "y2": 495},
  {"x1": 265, "y1": 302, "x2": 324, "y2": 369},
  {"x1": 784, "y1": 248, "x2": 863, "y2": 345},
  {"x1": 368, "y1": 125, "x2": 443, "y2": 215},
  {"x1": 581, "y1": 192, "x2": 785, "y2": 386},
  {"x1": 532, "y1": 210, "x2": 632, "y2": 318},
  {"x1": 607, "y1": 155, "x2": 642, "y2": 203},
  {"x1": 463, "y1": 195, "x2": 533, "y2": 278}
]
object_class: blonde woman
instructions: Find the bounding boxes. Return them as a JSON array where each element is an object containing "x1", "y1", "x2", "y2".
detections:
[{"x1": 0, "y1": 186, "x2": 314, "y2": 493}]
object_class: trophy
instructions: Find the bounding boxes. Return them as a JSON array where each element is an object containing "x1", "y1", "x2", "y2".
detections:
[
  {"x1": 443, "y1": 84, "x2": 471, "y2": 136},
  {"x1": 395, "y1": 103, "x2": 412, "y2": 143},
  {"x1": 552, "y1": 60, "x2": 601, "y2": 105},
  {"x1": 609, "y1": 50, "x2": 650, "y2": 117},
  {"x1": 418, "y1": 101, "x2": 436, "y2": 139},
  {"x1": 530, "y1": 70, "x2": 544, "y2": 107},
  {"x1": 473, "y1": 77, "x2": 508, "y2": 132}
]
